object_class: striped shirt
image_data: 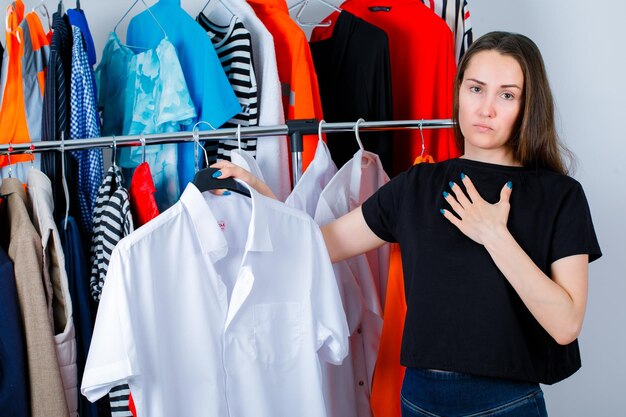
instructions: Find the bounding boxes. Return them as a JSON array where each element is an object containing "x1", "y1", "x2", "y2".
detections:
[
  {"x1": 197, "y1": 13, "x2": 259, "y2": 162},
  {"x1": 421, "y1": 0, "x2": 473, "y2": 62},
  {"x1": 89, "y1": 165, "x2": 134, "y2": 302}
]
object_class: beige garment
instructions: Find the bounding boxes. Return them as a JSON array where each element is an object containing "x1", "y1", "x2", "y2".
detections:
[
  {"x1": 0, "y1": 178, "x2": 70, "y2": 417},
  {"x1": 28, "y1": 169, "x2": 78, "y2": 417}
]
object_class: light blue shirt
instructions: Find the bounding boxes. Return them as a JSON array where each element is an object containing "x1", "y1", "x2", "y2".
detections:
[{"x1": 126, "y1": 0, "x2": 241, "y2": 190}]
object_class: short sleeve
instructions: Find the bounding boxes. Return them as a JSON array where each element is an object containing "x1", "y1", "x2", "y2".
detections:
[
  {"x1": 81, "y1": 248, "x2": 138, "y2": 402},
  {"x1": 310, "y1": 223, "x2": 349, "y2": 365},
  {"x1": 550, "y1": 182, "x2": 602, "y2": 264},
  {"x1": 361, "y1": 170, "x2": 408, "y2": 243}
]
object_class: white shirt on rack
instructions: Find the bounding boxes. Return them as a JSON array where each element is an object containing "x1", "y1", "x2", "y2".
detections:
[
  {"x1": 285, "y1": 138, "x2": 337, "y2": 218},
  {"x1": 81, "y1": 182, "x2": 349, "y2": 417},
  {"x1": 314, "y1": 150, "x2": 390, "y2": 417}
]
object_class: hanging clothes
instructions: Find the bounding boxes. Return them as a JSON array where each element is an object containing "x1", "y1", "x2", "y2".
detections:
[
  {"x1": 81, "y1": 182, "x2": 349, "y2": 417},
  {"x1": 205, "y1": 0, "x2": 290, "y2": 201},
  {"x1": 128, "y1": 162, "x2": 160, "y2": 227},
  {"x1": 66, "y1": 7, "x2": 98, "y2": 100},
  {"x1": 96, "y1": 32, "x2": 197, "y2": 211},
  {"x1": 60, "y1": 215, "x2": 99, "y2": 417},
  {"x1": 27, "y1": 168, "x2": 79, "y2": 417},
  {"x1": 420, "y1": 0, "x2": 473, "y2": 63},
  {"x1": 197, "y1": 13, "x2": 259, "y2": 161},
  {"x1": 41, "y1": 11, "x2": 73, "y2": 224},
  {"x1": 248, "y1": 0, "x2": 325, "y2": 172},
  {"x1": 284, "y1": 137, "x2": 337, "y2": 218},
  {"x1": 0, "y1": 178, "x2": 69, "y2": 417},
  {"x1": 314, "y1": 150, "x2": 390, "y2": 417},
  {"x1": 0, "y1": 246, "x2": 29, "y2": 417},
  {"x1": 69, "y1": 26, "x2": 104, "y2": 237},
  {"x1": 89, "y1": 165, "x2": 134, "y2": 302},
  {"x1": 126, "y1": 0, "x2": 241, "y2": 191},
  {"x1": 311, "y1": 0, "x2": 459, "y2": 174},
  {"x1": 0, "y1": 0, "x2": 50, "y2": 177},
  {"x1": 310, "y1": 11, "x2": 394, "y2": 173}
]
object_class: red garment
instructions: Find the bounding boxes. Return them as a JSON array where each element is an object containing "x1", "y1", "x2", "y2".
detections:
[
  {"x1": 369, "y1": 155, "x2": 434, "y2": 417},
  {"x1": 248, "y1": 0, "x2": 324, "y2": 172},
  {"x1": 129, "y1": 162, "x2": 160, "y2": 227},
  {"x1": 128, "y1": 162, "x2": 159, "y2": 417},
  {"x1": 311, "y1": 0, "x2": 460, "y2": 174}
]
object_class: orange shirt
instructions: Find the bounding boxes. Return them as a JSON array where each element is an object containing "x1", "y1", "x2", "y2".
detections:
[
  {"x1": 0, "y1": 0, "x2": 50, "y2": 167},
  {"x1": 369, "y1": 154, "x2": 434, "y2": 417},
  {"x1": 248, "y1": 0, "x2": 324, "y2": 172}
]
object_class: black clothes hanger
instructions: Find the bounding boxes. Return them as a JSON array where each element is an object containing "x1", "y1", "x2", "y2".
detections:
[{"x1": 192, "y1": 167, "x2": 251, "y2": 198}]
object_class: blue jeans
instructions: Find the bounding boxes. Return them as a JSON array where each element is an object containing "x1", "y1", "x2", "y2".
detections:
[{"x1": 400, "y1": 368, "x2": 548, "y2": 417}]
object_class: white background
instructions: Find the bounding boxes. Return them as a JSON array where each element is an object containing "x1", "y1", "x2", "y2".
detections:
[{"x1": 3, "y1": 0, "x2": 623, "y2": 414}]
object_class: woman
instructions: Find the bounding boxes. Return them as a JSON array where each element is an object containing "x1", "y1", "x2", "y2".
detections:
[{"x1": 213, "y1": 31, "x2": 601, "y2": 416}]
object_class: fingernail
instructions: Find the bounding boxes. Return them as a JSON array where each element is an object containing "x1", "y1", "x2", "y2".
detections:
[
  {"x1": 448, "y1": 181, "x2": 454, "y2": 188},
  {"x1": 506, "y1": 181, "x2": 513, "y2": 189},
  {"x1": 439, "y1": 209, "x2": 445, "y2": 215},
  {"x1": 223, "y1": 190, "x2": 232, "y2": 196},
  {"x1": 460, "y1": 172, "x2": 466, "y2": 180},
  {"x1": 443, "y1": 191, "x2": 449, "y2": 198},
  {"x1": 212, "y1": 170, "x2": 222, "y2": 178}
]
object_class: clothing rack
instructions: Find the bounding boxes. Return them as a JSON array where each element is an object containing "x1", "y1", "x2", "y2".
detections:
[{"x1": 0, "y1": 118, "x2": 455, "y2": 185}]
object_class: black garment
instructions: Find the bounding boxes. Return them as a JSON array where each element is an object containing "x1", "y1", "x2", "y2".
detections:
[
  {"x1": 362, "y1": 158, "x2": 602, "y2": 384},
  {"x1": 41, "y1": 12, "x2": 75, "y2": 223},
  {"x1": 310, "y1": 11, "x2": 393, "y2": 173}
]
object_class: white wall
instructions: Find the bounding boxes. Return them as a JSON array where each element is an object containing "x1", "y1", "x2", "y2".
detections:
[{"x1": 4, "y1": 0, "x2": 623, "y2": 414}]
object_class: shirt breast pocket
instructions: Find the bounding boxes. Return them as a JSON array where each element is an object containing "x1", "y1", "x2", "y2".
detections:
[{"x1": 253, "y1": 302, "x2": 301, "y2": 366}]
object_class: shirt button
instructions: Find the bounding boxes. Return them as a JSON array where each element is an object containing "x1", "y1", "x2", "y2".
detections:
[
  {"x1": 358, "y1": 381, "x2": 364, "y2": 386},
  {"x1": 357, "y1": 328, "x2": 362, "y2": 334}
]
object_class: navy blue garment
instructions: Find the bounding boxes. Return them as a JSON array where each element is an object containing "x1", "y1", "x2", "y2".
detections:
[
  {"x1": 0, "y1": 246, "x2": 30, "y2": 417},
  {"x1": 67, "y1": 8, "x2": 98, "y2": 102},
  {"x1": 60, "y1": 216, "x2": 98, "y2": 417}
]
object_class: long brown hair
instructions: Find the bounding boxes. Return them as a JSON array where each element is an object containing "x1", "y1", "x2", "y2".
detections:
[{"x1": 453, "y1": 31, "x2": 573, "y2": 175}]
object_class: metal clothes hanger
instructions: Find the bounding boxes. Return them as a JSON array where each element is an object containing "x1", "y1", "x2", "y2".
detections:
[
  {"x1": 419, "y1": 119, "x2": 426, "y2": 157},
  {"x1": 199, "y1": 0, "x2": 236, "y2": 18},
  {"x1": 5, "y1": 146, "x2": 13, "y2": 178},
  {"x1": 76, "y1": 0, "x2": 80, "y2": 10},
  {"x1": 61, "y1": 132, "x2": 70, "y2": 230},
  {"x1": 290, "y1": 0, "x2": 341, "y2": 27},
  {"x1": 353, "y1": 118, "x2": 365, "y2": 151},
  {"x1": 113, "y1": 0, "x2": 168, "y2": 46},
  {"x1": 191, "y1": 121, "x2": 251, "y2": 198},
  {"x1": 139, "y1": 133, "x2": 146, "y2": 164},
  {"x1": 33, "y1": 0, "x2": 52, "y2": 32}
]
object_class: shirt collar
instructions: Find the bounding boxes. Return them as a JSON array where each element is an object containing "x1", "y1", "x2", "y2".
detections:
[
  {"x1": 179, "y1": 181, "x2": 274, "y2": 258},
  {"x1": 0, "y1": 177, "x2": 28, "y2": 204}
]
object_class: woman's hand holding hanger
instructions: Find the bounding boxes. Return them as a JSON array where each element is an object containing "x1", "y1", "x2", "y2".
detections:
[{"x1": 210, "y1": 160, "x2": 278, "y2": 200}]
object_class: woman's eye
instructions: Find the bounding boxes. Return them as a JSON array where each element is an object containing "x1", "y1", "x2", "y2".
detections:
[
  {"x1": 469, "y1": 86, "x2": 481, "y2": 93},
  {"x1": 502, "y1": 92, "x2": 514, "y2": 100}
]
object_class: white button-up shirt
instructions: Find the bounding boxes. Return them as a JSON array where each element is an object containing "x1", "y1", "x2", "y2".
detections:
[
  {"x1": 285, "y1": 138, "x2": 337, "y2": 217},
  {"x1": 314, "y1": 150, "x2": 390, "y2": 417},
  {"x1": 81, "y1": 182, "x2": 349, "y2": 417}
]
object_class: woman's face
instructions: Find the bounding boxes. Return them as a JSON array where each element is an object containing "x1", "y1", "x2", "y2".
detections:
[{"x1": 458, "y1": 50, "x2": 524, "y2": 164}]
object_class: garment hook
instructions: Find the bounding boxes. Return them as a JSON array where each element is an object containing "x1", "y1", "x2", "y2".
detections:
[
  {"x1": 192, "y1": 121, "x2": 211, "y2": 172},
  {"x1": 353, "y1": 118, "x2": 365, "y2": 151},
  {"x1": 28, "y1": 143, "x2": 35, "y2": 169},
  {"x1": 139, "y1": 133, "x2": 146, "y2": 164},
  {"x1": 61, "y1": 132, "x2": 70, "y2": 230},
  {"x1": 111, "y1": 135, "x2": 118, "y2": 168},
  {"x1": 318, "y1": 119, "x2": 325, "y2": 142},
  {"x1": 236, "y1": 124, "x2": 242, "y2": 150},
  {"x1": 6, "y1": 145, "x2": 13, "y2": 178},
  {"x1": 419, "y1": 119, "x2": 425, "y2": 158}
]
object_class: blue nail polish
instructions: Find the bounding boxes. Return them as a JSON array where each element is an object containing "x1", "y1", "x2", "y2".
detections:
[
  {"x1": 448, "y1": 181, "x2": 454, "y2": 188},
  {"x1": 460, "y1": 172, "x2": 466, "y2": 180},
  {"x1": 212, "y1": 170, "x2": 222, "y2": 178},
  {"x1": 443, "y1": 191, "x2": 449, "y2": 198},
  {"x1": 223, "y1": 190, "x2": 232, "y2": 196},
  {"x1": 506, "y1": 180, "x2": 513, "y2": 189},
  {"x1": 440, "y1": 209, "x2": 445, "y2": 215}
]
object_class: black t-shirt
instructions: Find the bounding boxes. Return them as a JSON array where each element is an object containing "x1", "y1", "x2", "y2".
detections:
[{"x1": 362, "y1": 158, "x2": 602, "y2": 384}]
